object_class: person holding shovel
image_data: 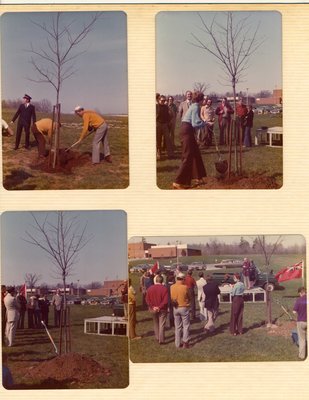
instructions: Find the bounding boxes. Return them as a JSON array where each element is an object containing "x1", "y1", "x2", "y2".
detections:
[{"x1": 73, "y1": 106, "x2": 112, "y2": 165}]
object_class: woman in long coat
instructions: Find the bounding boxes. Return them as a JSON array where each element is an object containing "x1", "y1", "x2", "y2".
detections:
[{"x1": 173, "y1": 91, "x2": 207, "y2": 189}]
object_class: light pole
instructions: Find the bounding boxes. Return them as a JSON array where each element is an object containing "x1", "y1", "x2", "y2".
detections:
[
  {"x1": 176, "y1": 241, "x2": 179, "y2": 266},
  {"x1": 246, "y1": 88, "x2": 249, "y2": 106},
  {"x1": 77, "y1": 279, "x2": 80, "y2": 297}
]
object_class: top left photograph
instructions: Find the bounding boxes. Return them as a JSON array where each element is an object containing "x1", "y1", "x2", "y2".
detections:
[{"x1": 1, "y1": 11, "x2": 129, "y2": 190}]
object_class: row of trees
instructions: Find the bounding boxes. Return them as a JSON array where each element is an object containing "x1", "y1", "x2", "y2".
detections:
[
  {"x1": 2, "y1": 98, "x2": 53, "y2": 113},
  {"x1": 189, "y1": 237, "x2": 305, "y2": 256},
  {"x1": 23, "y1": 272, "x2": 103, "y2": 293},
  {"x1": 169, "y1": 86, "x2": 273, "y2": 103}
]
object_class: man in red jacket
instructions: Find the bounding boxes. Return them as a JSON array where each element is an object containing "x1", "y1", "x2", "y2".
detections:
[
  {"x1": 146, "y1": 275, "x2": 168, "y2": 344},
  {"x1": 185, "y1": 270, "x2": 197, "y2": 321}
]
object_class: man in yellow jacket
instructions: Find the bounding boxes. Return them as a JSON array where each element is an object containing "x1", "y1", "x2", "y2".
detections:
[
  {"x1": 31, "y1": 118, "x2": 60, "y2": 158},
  {"x1": 74, "y1": 106, "x2": 112, "y2": 165},
  {"x1": 170, "y1": 272, "x2": 192, "y2": 348}
]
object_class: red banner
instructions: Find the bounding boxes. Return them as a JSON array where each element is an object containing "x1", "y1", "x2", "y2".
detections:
[
  {"x1": 275, "y1": 261, "x2": 303, "y2": 282},
  {"x1": 150, "y1": 261, "x2": 159, "y2": 275}
]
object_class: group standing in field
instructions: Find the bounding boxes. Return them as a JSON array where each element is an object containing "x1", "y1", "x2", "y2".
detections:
[
  {"x1": 1, "y1": 284, "x2": 64, "y2": 348},
  {"x1": 3, "y1": 93, "x2": 112, "y2": 166},
  {"x1": 128, "y1": 265, "x2": 307, "y2": 358},
  {"x1": 156, "y1": 90, "x2": 255, "y2": 189}
]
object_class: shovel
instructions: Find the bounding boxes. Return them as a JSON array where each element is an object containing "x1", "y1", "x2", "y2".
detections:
[{"x1": 41, "y1": 320, "x2": 58, "y2": 354}]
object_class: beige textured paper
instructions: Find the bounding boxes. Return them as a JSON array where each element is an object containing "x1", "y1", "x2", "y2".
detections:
[{"x1": 1, "y1": 2, "x2": 308, "y2": 399}]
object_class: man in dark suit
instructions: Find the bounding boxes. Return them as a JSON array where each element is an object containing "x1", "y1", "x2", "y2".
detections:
[{"x1": 10, "y1": 94, "x2": 36, "y2": 150}]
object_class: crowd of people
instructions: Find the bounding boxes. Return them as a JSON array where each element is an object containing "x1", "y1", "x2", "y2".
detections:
[
  {"x1": 2, "y1": 93, "x2": 112, "y2": 165},
  {"x1": 1, "y1": 285, "x2": 64, "y2": 348},
  {"x1": 129, "y1": 265, "x2": 307, "y2": 358},
  {"x1": 156, "y1": 90, "x2": 255, "y2": 189}
]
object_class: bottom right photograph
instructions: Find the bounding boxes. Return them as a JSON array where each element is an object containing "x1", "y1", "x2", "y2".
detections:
[{"x1": 128, "y1": 234, "x2": 307, "y2": 362}]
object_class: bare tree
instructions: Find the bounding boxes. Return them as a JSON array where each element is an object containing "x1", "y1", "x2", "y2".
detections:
[
  {"x1": 190, "y1": 12, "x2": 264, "y2": 175},
  {"x1": 27, "y1": 12, "x2": 102, "y2": 167},
  {"x1": 24, "y1": 272, "x2": 42, "y2": 293},
  {"x1": 23, "y1": 211, "x2": 92, "y2": 353},
  {"x1": 255, "y1": 235, "x2": 282, "y2": 327},
  {"x1": 255, "y1": 235, "x2": 282, "y2": 267},
  {"x1": 23, "y1": 212, "x2": 92, "y2": 306},
  {"x1": 193, "y1": 82, "x2": 210, "y2": 94}
]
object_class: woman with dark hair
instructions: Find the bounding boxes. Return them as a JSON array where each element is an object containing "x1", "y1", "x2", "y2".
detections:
[
  {"x1": 173, "y1": 91, "x2": 207, "y2": 189},
  {"x1": 230, "y1": 273, "x2": 245, "y2": 336}
]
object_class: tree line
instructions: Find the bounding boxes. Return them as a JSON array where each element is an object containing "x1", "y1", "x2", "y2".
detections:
[
  {"x1": 190, "y1": 237, "x2": 305, "y2": 256},
  {"x1": 2, "y1": 98, "x2": 53, "y2": 113}
]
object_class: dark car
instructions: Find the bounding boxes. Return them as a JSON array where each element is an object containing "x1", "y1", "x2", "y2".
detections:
[{"x1": 210, "y1": 266, "x2": 279, "y2": 291}]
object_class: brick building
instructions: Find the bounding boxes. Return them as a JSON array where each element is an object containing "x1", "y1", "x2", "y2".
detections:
[
  {"x1": 88, "y1": 280, "x2": 125, "y2": 297},
  {"x1": 128, "y1": 241, "x2": 156, "y2": 259},
  {"x1": 255, "y1": 89, "x2": 282, "y2": 106},
  {"x1": 149, "y1": 244, "x2": 201, "y2": 259}
]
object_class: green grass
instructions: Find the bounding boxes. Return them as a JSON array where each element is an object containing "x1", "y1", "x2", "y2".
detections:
[
  {"x1": 129, "y1": 253, "x2": 305, "y2": 363},
  {"x1": 2, "y1": 304, "x2": 129, "y2": 389},
  {"x1": 2, "y1": 108, "x2": 129, "y2": 190},
  {"x1": 157, "y1": 114, "x2": 283, "y2": 189}
]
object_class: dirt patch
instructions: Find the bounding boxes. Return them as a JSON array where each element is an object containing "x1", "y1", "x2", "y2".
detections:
[
  {"x1": 29, "y1": 149, "x2": 91, "y2": 174},
  {"x1": 254, "y1": 321, "x2": 296, "y2": 339},
  {"x1": 24, "y1": 352, "x2": 111, "y2": 387},
  {"x1": 265, "y1": 321, "x2": 297, "y2": 339}
]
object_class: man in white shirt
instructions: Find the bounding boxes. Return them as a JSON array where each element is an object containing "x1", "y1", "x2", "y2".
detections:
[
  {"x1": 196, "y1": 272, "x2": 207, "y2": 321},
  {"x1": 4, "y1": 286, "x2": 20, "y2": 347}
]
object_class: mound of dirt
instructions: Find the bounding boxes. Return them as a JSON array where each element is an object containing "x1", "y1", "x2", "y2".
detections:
[
  {"x1": 30, "y1": 149, "x2": 91, "y2": 174},
  {"x1": 25, "y1": 352, "x2": 111, "y2": 385},
  {"x1": 266, "y1": 321, "x2": 296, "y2": 338}
]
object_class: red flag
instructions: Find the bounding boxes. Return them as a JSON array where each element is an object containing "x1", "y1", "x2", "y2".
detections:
[
  {"x1": 20, "y1": 283, "x2": 27, "y2": 297},
  {"x1": 275, "y1": 261, "x2": 303, "y2": 282},
  {"x1": 150, "y1": 261, "x2": 159, "y2": 275}
]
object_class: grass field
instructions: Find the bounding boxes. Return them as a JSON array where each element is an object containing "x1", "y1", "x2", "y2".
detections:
[
  {"x1": 129, "y1": 253, "x2": 305, "y2": 363},
  {"x1": 2, "y1": 304, "x2": 129, "y2": 389},
  {"x1": 2, "y1": 109, "x2": 129, "y2": 190},
  {"x1": 157, "y1": 113, "x2": 283, "y2": 189}
]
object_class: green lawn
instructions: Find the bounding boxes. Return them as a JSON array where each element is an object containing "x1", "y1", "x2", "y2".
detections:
[
  {"x1": 2, "y1": 304, "x2": 129, "y2": 389},
  {"x1": 157, "y1": 114, "x2": 283, "y2": 189},
  {"x1": 2, "y1": 109, "x2": 129, "y2": 190},
  {"x1": 129, "y1": 253, "x2": 305, "y2": 363}
]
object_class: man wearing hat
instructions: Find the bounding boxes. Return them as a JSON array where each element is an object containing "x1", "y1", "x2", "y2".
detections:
[
  {"x1": 3, "y1": 286, "x2": 20, "y2": 347},
  {"x1": 10, "y1": 94, "x2": 36, "y2": 150},
  {"x1": 170, "y1": 272, "x2": 192, "y2": 348},
  {"x1": 73, "y1": 106, "x2": 112, "y2": 165}
]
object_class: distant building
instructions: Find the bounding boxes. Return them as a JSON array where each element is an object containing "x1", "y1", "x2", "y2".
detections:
[
  {"x1": 256, "y1": 89, "x2": 282, "y2": 106},
  {"x1": 128, "y1": 241, "x2": 156, "y2": 259},
  {"x1": 149, "y1": 244, "x2": 201, "y2": 259},
  {"x1": 88, "y1": 280, "x2": 124, "y2": 297}
]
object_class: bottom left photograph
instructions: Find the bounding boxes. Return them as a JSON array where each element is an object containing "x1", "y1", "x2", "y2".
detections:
[{"x1": 1, "y1": 210, "x2": 129, "y2": 389}]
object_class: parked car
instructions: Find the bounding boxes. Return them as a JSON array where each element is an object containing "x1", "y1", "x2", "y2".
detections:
[
  {"x1": 129, "y1": 264, "x2": 151, "y2": 273},
  {"x1": 73, "y1": 297, "x2": 82, "y2": 305},
  {"x1": 188, "y1": 261, "x2": 205, "y2": 271},
  {"x1": 214, "y1": 259, "x2": 243, "y2": 268},
  {"x1": 210, "y1": 266, "x2": 279, "y2": 291}
]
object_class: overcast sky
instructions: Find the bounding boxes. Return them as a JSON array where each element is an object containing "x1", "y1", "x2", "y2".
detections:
[
  {"x1": 1, "y1": 211, "x2": 127, "y2": 287},
  {"x1": 156, "y1": 11, "x2": 282, "y2": 96},
  {"x1": 129, "y1": 235, "x2": 305, "y2": 248},
  {"x1": 1, "y1": 11, "x2": 128, "y2": 114}
]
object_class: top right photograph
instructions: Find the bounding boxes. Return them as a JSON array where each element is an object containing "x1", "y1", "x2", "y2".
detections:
[{"x1": 156, "y1": 11, "x2": 282, "y2": 190}]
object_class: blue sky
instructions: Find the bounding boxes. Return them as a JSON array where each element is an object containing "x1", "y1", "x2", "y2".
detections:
[
  {"x1": 1, "y1": 211, "x2": 127, "y2": 287},
  {"x1": 1, "y1": 11, "x2": 128, "y2": 114},
  {"x1": 156, "y1": 11, "x2": 282, "y2": 96}
]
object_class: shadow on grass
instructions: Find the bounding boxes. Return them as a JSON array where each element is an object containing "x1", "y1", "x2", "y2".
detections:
[
  {"x1": 3, "y1": 169, "x2": 35, "y2": 190},
  {"x1": 157, "y1": 164, "x2": 179, "y2": 173}
]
